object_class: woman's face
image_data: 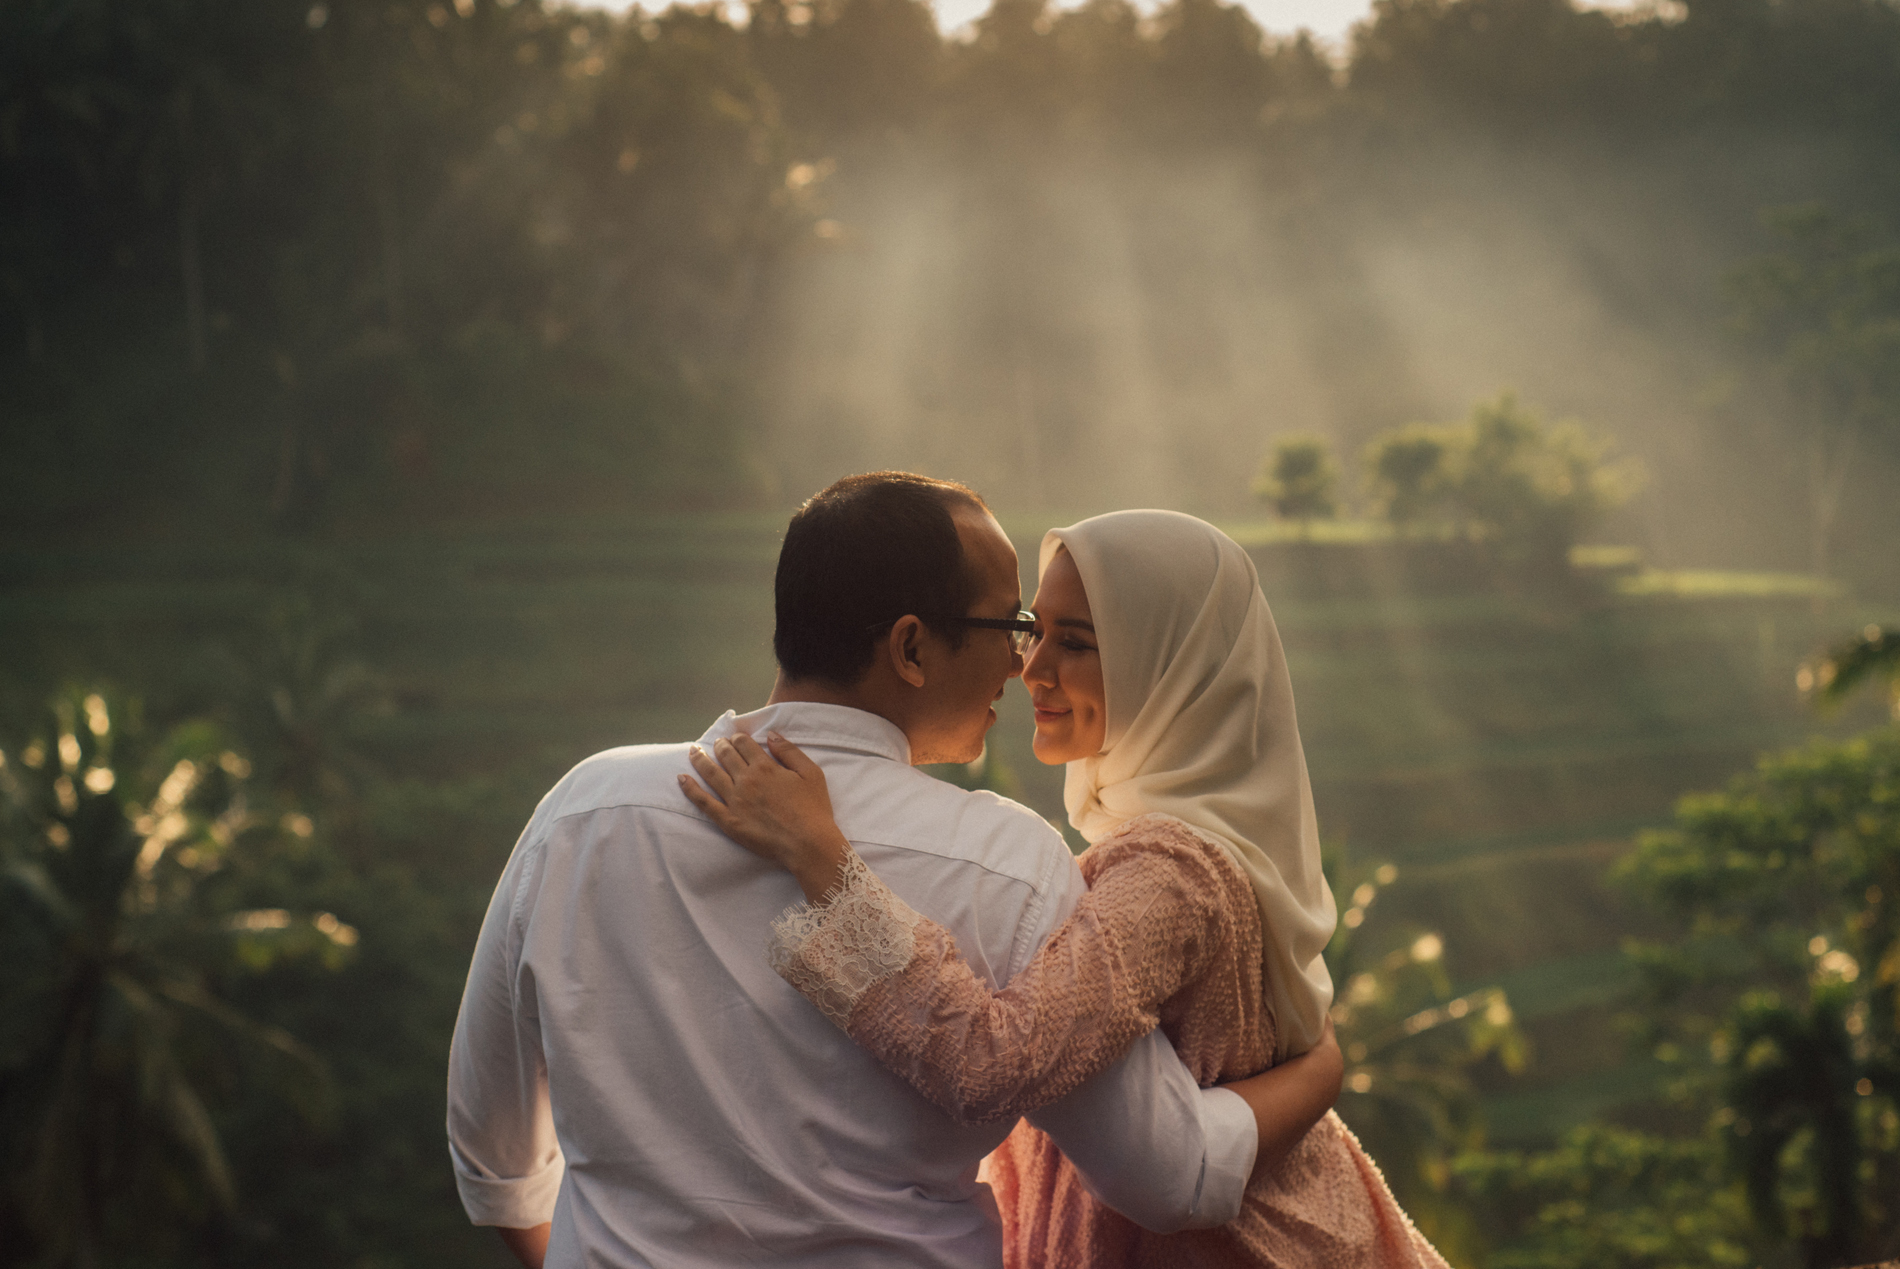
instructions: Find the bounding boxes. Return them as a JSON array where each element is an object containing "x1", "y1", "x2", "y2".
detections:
[{"x1": 1024, "y1": 547, "x2": 1108, "y2": 765}]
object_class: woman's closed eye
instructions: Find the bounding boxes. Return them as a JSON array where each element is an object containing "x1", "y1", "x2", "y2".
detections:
[{"x1": 1028, "y1": 622, "x2": 1096, "y2": 654}]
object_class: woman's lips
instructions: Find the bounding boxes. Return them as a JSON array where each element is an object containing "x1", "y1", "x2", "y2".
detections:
[{"x1": 1033, "y1": 705, "x2": 1070, "y2": 723}]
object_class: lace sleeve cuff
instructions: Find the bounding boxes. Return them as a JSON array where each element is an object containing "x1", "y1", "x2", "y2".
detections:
[{"x1": 767, "y1": 849, "x2": 924, "y2": 1028}]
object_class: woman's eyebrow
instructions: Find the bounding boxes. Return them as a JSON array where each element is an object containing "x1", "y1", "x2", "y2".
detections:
[{"x1": 1033, "y1": 615, "x2": 1095, "y2": 632}]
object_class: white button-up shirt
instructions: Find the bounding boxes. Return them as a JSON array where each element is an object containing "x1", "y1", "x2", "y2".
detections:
[{"x1": 448, "y1": 702, "x2": 1256, "y2": 1269}]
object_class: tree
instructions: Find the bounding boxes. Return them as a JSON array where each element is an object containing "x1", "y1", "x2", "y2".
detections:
[
  {"x1": 1148, "y1": 0, "x2": 1275, "y2": 145},
  {"x1": 1253, "y1": 435, "x2": 1340, "y2": 534},
  {"x1": 1361, "y1": 393, "x2": 1643, "y2": 570},
  {"x1": 1616, "y1": 724, "x2": 1900, "y2": 1267},
  {"x1": 1453, "y1": 1125, "x2": 1755, "y2": 1269},
  {"x1": 0, "y1": 690, "x2": 335, "y2": 1265},
  {"x1": 1362, "y1": 426, "x2": 1451, "y2": 533},
  {"x1": 1454, "y1": 661, "x2": 1900, "y2": 1269},
  {"x1": 1726, "y1": 207, "x2": 1900, "y2": 580},
  {"x1": 1456, "y1": 393, "x2": 1640, "y2": 566}
]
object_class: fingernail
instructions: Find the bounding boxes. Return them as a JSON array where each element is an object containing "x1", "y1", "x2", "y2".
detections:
[{"x1": 768, "y1": 731, "x2": 786, "y2": 742}]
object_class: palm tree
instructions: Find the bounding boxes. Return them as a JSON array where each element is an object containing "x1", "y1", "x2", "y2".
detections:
[
  {"x1": 1804, "y1": 624, "x2": 1900, "y2": 719},
  {"x1": 1720, "y1": 986, "x2": 1865, "y2": 1269},
  {"x1": 0, "y1": 690, "x2": 330, "y2": 1266}
]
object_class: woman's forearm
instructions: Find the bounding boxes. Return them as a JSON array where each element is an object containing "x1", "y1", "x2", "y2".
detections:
[{"x1": 1221, "y1": 1025, "x2": 1343, "y2": 1178}]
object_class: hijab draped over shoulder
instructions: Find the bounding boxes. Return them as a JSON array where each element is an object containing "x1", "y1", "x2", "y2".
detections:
[{"x1": 1043, "y1": 510, "x2": 1337, "y2": 1062}]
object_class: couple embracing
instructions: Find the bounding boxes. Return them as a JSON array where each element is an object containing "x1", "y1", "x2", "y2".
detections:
[{"x1": 448, "y1": 472, "x2": 1451, "y2": 1269}]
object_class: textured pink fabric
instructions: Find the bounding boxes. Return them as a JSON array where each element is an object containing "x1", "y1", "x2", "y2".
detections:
[{"x1": 801, "y1": 812, "x2": 1450, "y2": 1269}]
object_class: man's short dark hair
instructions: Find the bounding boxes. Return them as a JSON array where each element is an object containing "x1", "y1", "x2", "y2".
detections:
[{"x1": 774, "y1": 472, "x2": 991, "y2": 686}]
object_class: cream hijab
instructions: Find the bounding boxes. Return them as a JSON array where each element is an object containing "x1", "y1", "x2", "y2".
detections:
[{"x1": 1043, "y1": 510, "x2": 1337, "y2": 1061}]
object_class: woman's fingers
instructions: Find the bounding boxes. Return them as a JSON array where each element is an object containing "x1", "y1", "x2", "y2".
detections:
[
  {"x1": 712, "y1": 735, "x2": 752, "y2": 770},
  {"x1": 727, "y1": 732, "x2": 773, "y2": 767},
  {"x1": 680, "y1": 772, "x2": 779, "y2": 863},
  {"x1": 677, "y1": 774, "x2": 727, "y2": 822},
  {"x1": 687, "y1": 745, "x2": 736, "y2": 800},
  {"x1": 679, "y1": 731, "x2": 846, "y2": 875},
  {"x1": 765, "y1": 732, "x2": 825, "y2": 785}
]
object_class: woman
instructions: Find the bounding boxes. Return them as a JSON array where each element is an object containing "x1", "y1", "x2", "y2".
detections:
[{"x1": 681, "y1": 510, "x2": 1448, "y2": 1268}]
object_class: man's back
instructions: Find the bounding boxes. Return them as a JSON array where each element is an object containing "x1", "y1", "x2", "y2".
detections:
[{"x1": 448, "y1": 702, "x2": 1081, "y2": 1268}]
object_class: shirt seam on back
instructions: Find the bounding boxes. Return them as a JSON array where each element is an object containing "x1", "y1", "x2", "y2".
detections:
[{"x1": 541, "y1": 799, "x2": 1061, "y2": 892}]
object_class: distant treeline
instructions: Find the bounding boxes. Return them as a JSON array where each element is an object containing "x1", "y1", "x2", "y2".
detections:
[{"x1": 3, "y1": 0, "x2": 1898, "y2": 551}]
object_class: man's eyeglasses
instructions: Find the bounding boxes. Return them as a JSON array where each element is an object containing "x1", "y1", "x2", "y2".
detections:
[
  {"x1": 867, "y1": 610, "x2": 1039, "y2": 653},
  {"x1": 942, "y1": 611, "x2": 1039, "y2": 654}
]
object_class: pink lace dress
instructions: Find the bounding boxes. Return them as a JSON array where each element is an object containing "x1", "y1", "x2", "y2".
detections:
[{"x1": 770, "y1": 812, "x2": 1450, "y2": 1269}]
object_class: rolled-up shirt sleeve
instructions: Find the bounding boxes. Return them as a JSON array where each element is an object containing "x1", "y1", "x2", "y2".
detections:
[
  {"x1": 1028, "y1": 1037, "x2": 1256, "y2": 1231},
  {"x1": 447, "y1": 835, "x2": 566, "y2": 1227}
]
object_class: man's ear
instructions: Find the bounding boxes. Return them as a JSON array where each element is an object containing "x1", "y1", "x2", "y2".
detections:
[{"x1": 886, "y1": 615, "x2": 929, "y2": 689}]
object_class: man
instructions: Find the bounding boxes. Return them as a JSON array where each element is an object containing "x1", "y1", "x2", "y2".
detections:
[{"x1": 448, "y1": 472, "x2": 1336, "y2": 1268}]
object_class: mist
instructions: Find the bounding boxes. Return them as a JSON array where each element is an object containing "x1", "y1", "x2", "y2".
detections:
[{"x1": 754, "y1": 121, "x2": 1892, "y2": 575}]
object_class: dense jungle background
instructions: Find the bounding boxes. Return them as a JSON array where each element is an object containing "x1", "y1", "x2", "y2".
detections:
[{"x1": 4, "y1": 0, "x2": 1900, "y2": 1265}]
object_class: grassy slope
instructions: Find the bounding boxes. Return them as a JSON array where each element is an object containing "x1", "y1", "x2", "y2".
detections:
[{"x1": 3, "y1": 519, "x2": 1896, "y2": 1156}]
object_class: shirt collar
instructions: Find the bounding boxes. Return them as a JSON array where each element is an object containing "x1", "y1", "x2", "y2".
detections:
[{"x1": 698, "y1": 702, "x2": 912, "y2": 766}]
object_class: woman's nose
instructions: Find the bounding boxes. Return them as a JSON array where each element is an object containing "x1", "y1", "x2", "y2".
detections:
[{"x1": 1021, "y1": 641, "x2": 1052, "y2": 686}]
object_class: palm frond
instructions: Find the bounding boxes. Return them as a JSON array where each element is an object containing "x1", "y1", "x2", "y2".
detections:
[{"x1": 1808, "y1": 626, "x2": 1900, "y2": 714}]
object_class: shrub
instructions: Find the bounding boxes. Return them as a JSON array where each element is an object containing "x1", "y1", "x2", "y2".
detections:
[
  {"x1": 1362, "y1": 392, "x2": 1644, "y2": 568},
  {"x1": 1253, "y1": 435, "x2": 1341, "y2": 531}
]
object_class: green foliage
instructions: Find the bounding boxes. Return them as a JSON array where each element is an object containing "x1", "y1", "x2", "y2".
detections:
[
  {"x1": 1803, "y1": 624, "x2": 1900, "y2": 720},
  {"x1": 1362, "y1": 426, "x2": 1451, "y2": 531},
  {"x1": 1726, "y1": 208, "x2": 1900, "y2": 576},
  {"x1": 1362, "y1": 392, "x2": 1644, "y2": 569},
  {"x1": 0, "y1": 0, "x2": 801, "y2": 535},
  {"x1": 1728, "y1": 209, "x2": 1900, "y2": 419},
  {"x1": 1324, "y1": 851, "x2": 1526, "y2": 1258},
  {"x1": 216, "y1": 575, "x2": 393, "y2": 827},
  {"x1": 1253, "y1": 435, "x2": 1340, "y2": 529},
  {"x1": 1350, "y1": 0, "x2": 1900, "y2": 131},
  {"x1": 1454, "y1": 1125, "x2": 1755, "y2": 1269},
  {"x1": 1719, "y1": 984, "x2": 1868, "y2": 1258},
  {"x1": 0, "y1": 570, "x2": 504, "y2": 1267},
  {"x1": 1450, "y1": 687, "x2": 1900, "y2": 1269},
  {"x1": 5, "y1": 0, "x2": 1900, "y2": 528},
  {"x1": 1618, "y1": 723, "x2": 1900, "y2": 1265},
  {"x1": 0, "y1": 689, "x2": 336, "y2": 1265}
]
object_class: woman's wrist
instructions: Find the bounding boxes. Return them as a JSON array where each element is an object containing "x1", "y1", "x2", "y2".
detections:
[{"x1": 789, "y1": 833, "x2": 851, "y2": 904}]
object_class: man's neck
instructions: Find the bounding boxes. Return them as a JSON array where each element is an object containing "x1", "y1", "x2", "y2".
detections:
[
  {"x1": 765, "y1": 671, "x2": 871, "y2": 712},
  {"x1": 765, "y1": 673, "x2": 922, "y2": 760}
]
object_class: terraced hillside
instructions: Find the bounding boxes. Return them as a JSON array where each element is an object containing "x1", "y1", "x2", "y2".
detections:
[{"x1": 3, "y1": 518, "x2": 1894, "y2": 1149}]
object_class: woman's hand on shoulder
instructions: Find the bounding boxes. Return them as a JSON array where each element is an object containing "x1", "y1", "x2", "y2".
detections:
[{"x1": 678, "y1": 732, "x2": 850, "y2": 901}]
